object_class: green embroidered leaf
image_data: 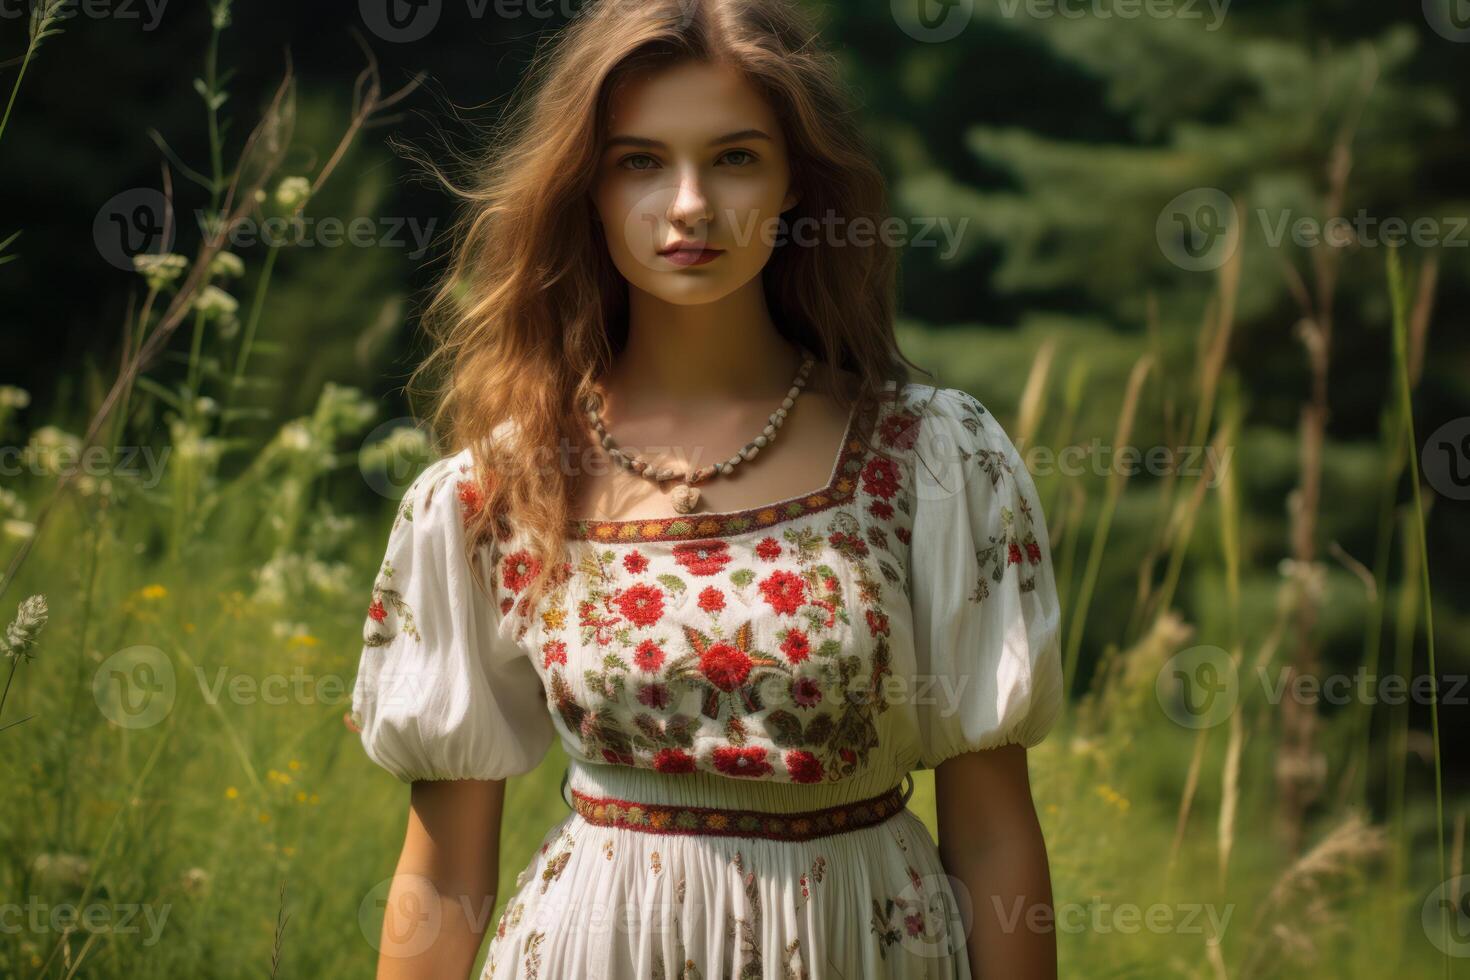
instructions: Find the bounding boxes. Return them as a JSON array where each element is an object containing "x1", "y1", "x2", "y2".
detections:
[
  {"x1": 875, "y1": 558, "x2": 901, "y2": 585},
  {"x1": 681, "y1": 624, "x2": 714, "y2": 655},
  {"x1": 765, "y1": 710, "x2": 804, "y2": 747},
  {"x1": 656, "y1": 573, "x2": 687, "y2": 595},
  {"x1": 664, "y1": 714, "x2": 695, "y2": 747},
  {"x1": 803, "y1": 713, "x2": 835, "y2": 746},
  {"x1": 815, "y1": 638, "x2": 843, "y2": 659},
  {"x1": 728, "y1": 568, "x2": 754, "y2": 588}
]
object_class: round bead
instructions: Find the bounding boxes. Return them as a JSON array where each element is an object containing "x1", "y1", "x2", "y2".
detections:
[
  {"x1": 741, "y1": 445, "x2": 759, "y2": 460},
  {"x1": 763, "y1": 424, "x2": 775, "y2": 437},
  {"x1": 754, "y1": 435, "x2": 768, "y2": 448}
]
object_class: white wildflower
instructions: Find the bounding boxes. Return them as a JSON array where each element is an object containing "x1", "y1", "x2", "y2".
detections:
[
  {"x1": 275, "y1": 176, "x2": 311, "y2": 211},
  {"x1": 133, "y1": 253, "x2": 188, "y2": 290},
  {"x1": 209, "y1": 251, "x2": 245, "y2": 279},
  {"x1": 23, "y1": 426, "x2": 82, "y2": 477},
  {"x1": 193, "y1": 285, "x2": 239, "y2": 321},
  {"x1": 30, "y1": 851, "x2": 89, "y2": 889},
  {"x1": 3, "y1": 519, "x2": 35, "y2": 540},
  {"x1": 277, "y1": 421, "x2": 314, "y2": 454},
  {"x1": 180, "y1": 867, "x2": 211, "y2": 897},
  {"x1": 0, "y1": 487, "x2": 25, "y2": 518}
]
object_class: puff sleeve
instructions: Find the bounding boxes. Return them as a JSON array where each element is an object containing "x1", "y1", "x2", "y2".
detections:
[
  {"x1": 906, "y1": 387, "x2": 1065, "y2": 767},
  {"x1": 349, "y1": 454, "x2": 555, "y2": 783}
]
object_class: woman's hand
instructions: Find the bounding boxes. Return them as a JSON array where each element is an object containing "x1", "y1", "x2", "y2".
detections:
[
  {"x1": 935, "y1": 745, "x2": 1059, "y2": 980},
  {"x1": 373, "y1": 778, "x2": 508, "y2": 979}
]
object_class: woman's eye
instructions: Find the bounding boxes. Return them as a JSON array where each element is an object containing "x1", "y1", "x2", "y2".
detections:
[
  {"x1": 720, "y1": 149, "x2": 756, "y2": 166},
  {"x1": 619, "y1": 153, "x2": 659, "y2": 171}
]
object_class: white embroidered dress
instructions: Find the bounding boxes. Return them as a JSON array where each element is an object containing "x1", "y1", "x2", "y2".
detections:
[{"x1": 350, "y1": 382, "x2": 1065, "y2": 980}]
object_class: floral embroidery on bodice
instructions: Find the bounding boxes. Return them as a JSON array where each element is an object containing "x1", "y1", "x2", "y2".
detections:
[
  {"x1": 491, "y1": 389, "x2": 903, "y2": 786},
  {"x1": 352, "y1": 380, "x2": 1062, "y2": 788},
  {"x1": 489, "y1": 382, "x2": 1034, "y2": 785}
]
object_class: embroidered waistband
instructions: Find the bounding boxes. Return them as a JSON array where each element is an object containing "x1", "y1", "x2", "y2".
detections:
[{"x1": 567, "y1": 775, "x2": 912, "y2": 842}]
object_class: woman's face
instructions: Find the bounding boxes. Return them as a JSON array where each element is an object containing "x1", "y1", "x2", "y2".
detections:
[{"x1": 590, "y1": 59, "x2": 799, "y2": 305}]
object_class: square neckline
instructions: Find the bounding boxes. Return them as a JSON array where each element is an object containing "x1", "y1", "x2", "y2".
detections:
[{"x1": 567, "y1": 381, "x2": 893, "y2": 544}]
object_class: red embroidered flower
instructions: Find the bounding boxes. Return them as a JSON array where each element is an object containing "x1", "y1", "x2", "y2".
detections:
[
  {"x1": 542, "y1": 640, "x2": 567, "y2": 668},
  {"x1": 672, "y1": 540, "x2": 732, "y2": 576},
  {"x1": 653, "y1": 748, "x2": 696, "y2": 774},
  {"x1": 880, "y1": 412, "x2": 921, "y2": 451},
  {"x1": 456, "y1": 478, "x2": 486, "y2": 522},
  {"x1": 622, "y1": 550, "x2": 649, "y2": 574},
  {"x1": 1026, "y1": 540, "x2": 1042, "y2": 564},
  {"x1": 697, "y1": 586, "x2": 725, "y2": 613},
  {"x1": 500, "y1": 550, "x2": 540, "y2": 594},
  {"x1": 367, "y1": 599, "x2": 386, "y2": 622},
  {"x1": 633, "y1": 639, "x2": 665, "y2": 672},
  {"x1": 780, "y1": 629, "x2": 811, "y2": 664},
  {"x1": 838, "y1": 747, "x2": 856, "y2": 765},
  {"x1": 1008, "y1": 542, "x2": 1023, "y2": 565},
  {"x1": 713, "y1": 745, "x2": 771, "y2": 777},
  {"x1": 615, "y1": 583, "x2": 665, "y2": 627},
  {"x1": 699, "y1": 642, "x2": 752, "y2": 691},
  {"x1": 869, "y1": 500, "x2": 894, "y2": 520},
  {"x1": 754, "y1": 537, "x2": 782, "y2": 561},
  {"x1": 828, "y1": 531, "x2": 868, "y2": 557},
  {"x1": 500, "y1": 597, "x2": 514, "y2": 615},
  {"x1": 602, "y1": 747, "x2": 635, "y2": 766},
  {"x1": 866, "y1": 609, "x2": 890, "y2": 637},
  {"x1": 637, "y1": 683, "x2": 671, "y2": 709},
  {"x1": 861, "y1": 456, "x2": 901, "y2": 500},
  {"x1": 759, "y1": 570, "x2": 807, "y2": 615},
  {"x1": 792, "y1": 676, "x2": 823, "y2": 707},
  {"x1": 905, "y1": 912, "x2": 925, "y2": 936},
  {"x1": 784, "y1": 750, "x2": 823, "y2": 783},
  {"x1": 895, "y1": 526, "x2": 911, "y2": 545}
]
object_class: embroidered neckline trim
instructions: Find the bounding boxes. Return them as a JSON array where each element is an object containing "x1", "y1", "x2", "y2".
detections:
[{"x1": 566, "y1": 382, "x2": 892, "y2": 544}]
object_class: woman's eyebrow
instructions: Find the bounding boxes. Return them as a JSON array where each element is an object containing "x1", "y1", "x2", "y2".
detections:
[{"x1": 604, "y1": 129, "x2": 774, "y2": 150}]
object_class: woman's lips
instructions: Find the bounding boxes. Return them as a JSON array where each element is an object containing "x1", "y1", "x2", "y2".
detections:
[{"x1": 660, "y1": 247, "x2": 725, "y2": 267}]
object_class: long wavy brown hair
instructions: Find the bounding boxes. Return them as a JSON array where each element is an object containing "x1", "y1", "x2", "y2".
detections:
[{"x1": 404, "y1": 0, "x2": 933, "y2": 609}]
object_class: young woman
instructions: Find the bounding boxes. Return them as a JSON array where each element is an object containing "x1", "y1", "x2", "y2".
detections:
[{"x1": 349, "y1": 2, "x2": 1064, "y2": 977}]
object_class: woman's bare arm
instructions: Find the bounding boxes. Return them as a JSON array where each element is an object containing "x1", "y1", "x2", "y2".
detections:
[
  {"x1": 373, "y1": 778, "x2": 507, "y2": 980},
  {"x1": 935, "y1": 744, "x2": 1058, "y2": 980}
]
